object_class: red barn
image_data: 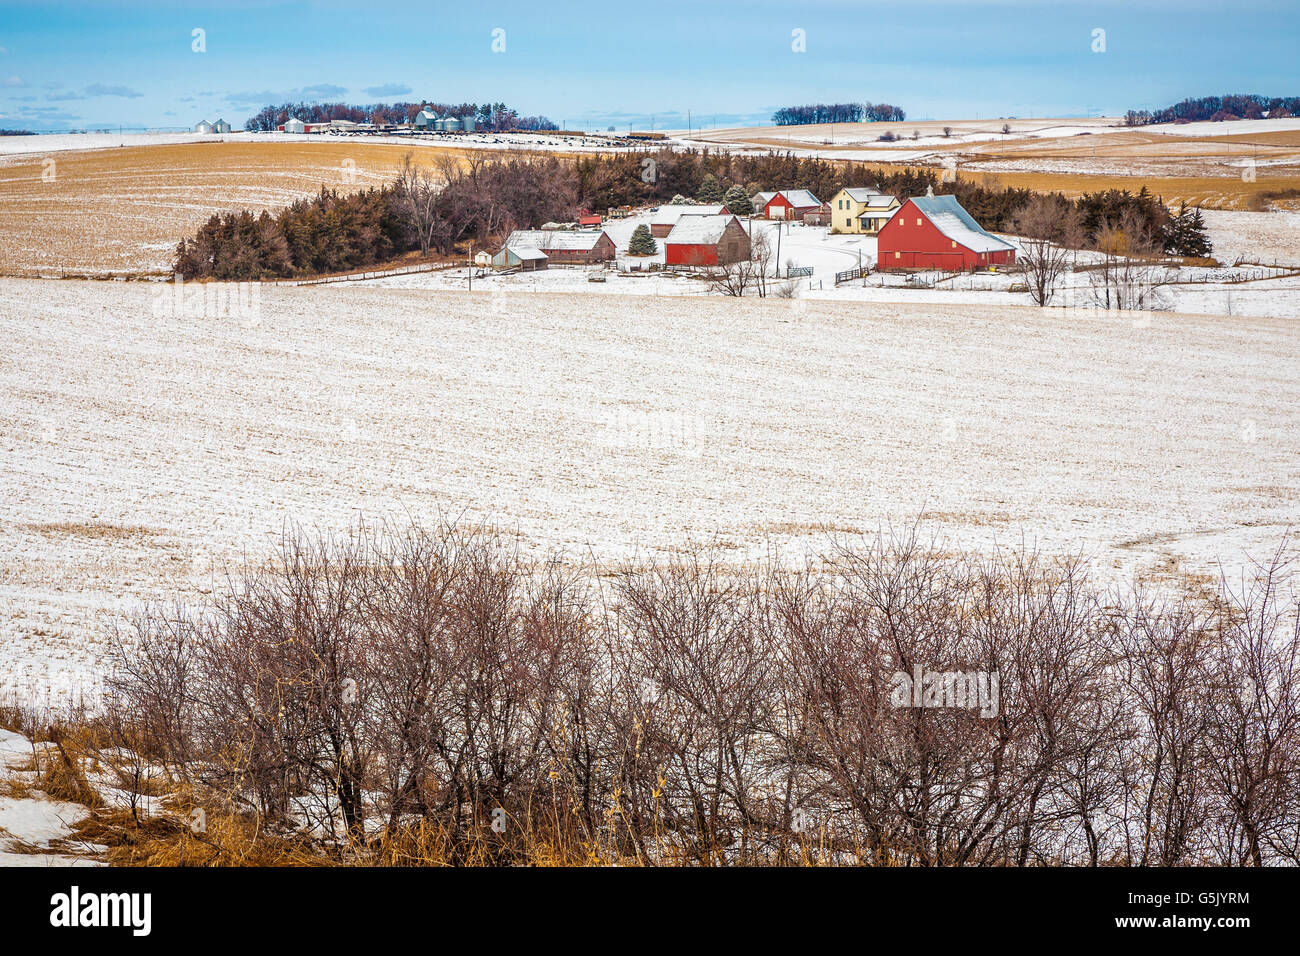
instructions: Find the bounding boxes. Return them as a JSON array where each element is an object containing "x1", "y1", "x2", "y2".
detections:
[
  {"x1": 664, "y1": 214, "x2": 751, "y2": 267},
  {"x1": 752, "y1": 189, "x2": 822, "y2": 221},
  {"x1": 876, "y1": 194, "x2": 1016, "y2": 271},
  {"x1": 502, "y1": 229, "x2": 616, "y2": 265},
  {"x1": 650, "y1": 203, "x2": 730, "y2": 238}
]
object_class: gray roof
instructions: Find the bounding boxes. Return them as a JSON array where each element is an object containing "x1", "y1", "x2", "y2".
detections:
[
  {"x1": 908, "y1": 195, "x2": 1016, "y2": 253},
  {"x1": 505, "y1": 229, "x2": 610, "y2": 252},
  {"x1": 651, "y1": 203, "x2": 727, "y2": 226},
  {"x1": 779, "y1": 189, "x2": 821, "y2": 209},
  {"x1": 664, "y1": 213, "x2": 741, "y2": 244},
  {"x1": 842, "y1": 187, "x2": 884, "y2": 202},
  {"x1": 506, "y1": 246, "x2": 548, "y2": 261}
]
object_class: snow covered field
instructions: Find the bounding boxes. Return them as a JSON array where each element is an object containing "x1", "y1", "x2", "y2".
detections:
[
  {"x1": 1, "y1": 278, "x2": 1297, "y2": 704},
  {"x1": 0, "y1": 128, "x2": 673, "y2": 158}
]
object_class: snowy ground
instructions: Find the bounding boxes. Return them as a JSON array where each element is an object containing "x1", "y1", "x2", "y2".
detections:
[
  {"x1": 1146, "y1": 118, "x2": 1300, "y2": 138},
  {"x1": 1198, "y1": 209, "x2": 1300, "y2": 266},
  {"x1": 1, "y1": 278, "x2": 1297, "y2": 704},
  {"x1": 0, "y1": 729, "x2": 99, "y2": 866},
  {"x1": 0, "y1": 129, "x2": 676, "y2": 158}
]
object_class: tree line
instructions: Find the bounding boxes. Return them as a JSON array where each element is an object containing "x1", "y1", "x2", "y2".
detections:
[
  {"x1": 102, "y1": 521, "x2": 1300, "y2": 866},
  {"x1": 1125, "y1": 93, "x2": 1300, "y2": 125},
  {"x1": 243, "y1": 100, "x2": 558, "y2": 133},
  {"x1": 772, "y1": 102, "x2": 906, "y2": 125}
]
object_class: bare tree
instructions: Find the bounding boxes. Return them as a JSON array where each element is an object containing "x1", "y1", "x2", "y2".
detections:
[
  {"x1": 707, "y1": 260, "x2": 756, "y2": 296},
  {"x1": 395, "y1": 153, "x2": 441, "y2": 255},
  {"x1": 1014, "y1": 196, "x2": 1074, "y2": 306}
]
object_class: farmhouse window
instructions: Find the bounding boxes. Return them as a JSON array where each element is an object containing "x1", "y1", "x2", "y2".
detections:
[
  {"x1": 895, "y1": 251, "x2": 900, "y2": 259},
  {"x1": 916, "y1": 218, "x2": 922, "y2": 226}
]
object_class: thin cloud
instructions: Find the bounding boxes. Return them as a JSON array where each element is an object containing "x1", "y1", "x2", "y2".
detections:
[
  {"x1": 225, "y1": 83, "x2": 348, "y2": 107},
  {"x1": 83, "y1": 83, "x2": 143, "y2": 98},
  {"x1": 362, "y1": 83, "x2": 412, "y2": 97},
  {"x1": 2, "y1": 76, "x2": 22, "y2": 87}
]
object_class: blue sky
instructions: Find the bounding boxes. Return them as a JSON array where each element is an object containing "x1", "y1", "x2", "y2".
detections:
[{"x1": 1, "y1": 0, "x2": 1298, "y2": 131}]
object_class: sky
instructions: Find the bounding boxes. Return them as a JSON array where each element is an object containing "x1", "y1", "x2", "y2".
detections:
[{"x1": 1, "y1": 0, "x2": 1298, "y2": 132}]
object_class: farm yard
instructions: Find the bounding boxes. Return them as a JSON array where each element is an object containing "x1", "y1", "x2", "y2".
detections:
[{"x1": 2, "y1": 277, "x2": 1299, "y2": 706}]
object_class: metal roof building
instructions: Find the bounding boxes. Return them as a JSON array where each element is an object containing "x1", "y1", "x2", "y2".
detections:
[
  {"x1": 877, "y1": 194, "x2": 1016, "y2": 271},
  {"x1": 650, "y1": 203, "x2": 729, "y2": 238}
]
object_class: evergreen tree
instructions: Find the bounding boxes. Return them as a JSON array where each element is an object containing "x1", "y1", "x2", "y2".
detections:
[
  {"x1": 696, "y1": 174, "x2": 724, "y2": 204},
  {"x1": 628, "y1": 224, "x2": 657, "y2": 256},
  {"x1": 722, "y1": 184, "x2": 753, "y2": 215},
  {"x1": 1164, "y1": 202, "x2": 1213, "y2": 257}
]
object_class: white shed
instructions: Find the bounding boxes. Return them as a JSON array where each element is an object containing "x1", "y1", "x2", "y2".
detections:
[
  {"x1": 193, "y1": 119, "x2": 213, "y2": 134},
  {"x1": 282, "y1": 117, "x2": 306, "y2": 134},
  {"x1": 212, "y1": 118, "x2": 231, "y2": 134}
]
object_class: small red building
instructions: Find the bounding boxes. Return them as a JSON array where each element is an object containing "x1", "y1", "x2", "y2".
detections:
[
  {"x1": 576, "y1": 210, "x2": 602, "y2": 228},
  {"x1": 752, "y1": 189, "x2": 822, "y2": 221},
  {"x1": 876, "y1": 195, "x2": 1016, "y2": 271},
  {"x1": 664, "y1": 214, "x2": 751, "y2": 267}
]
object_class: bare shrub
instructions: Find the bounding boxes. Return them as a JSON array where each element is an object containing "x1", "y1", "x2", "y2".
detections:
[
  {"x1": 101, "y1": 522, "x2": 1300, "y2": 866},
  {"x1": 1089, "y1": 209, "x2": 1173, "y2": 311}
]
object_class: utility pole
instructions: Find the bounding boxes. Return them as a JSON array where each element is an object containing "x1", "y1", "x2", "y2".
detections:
[{"x1": 468, "y1": 243, "x2": 473, "y2": 291}]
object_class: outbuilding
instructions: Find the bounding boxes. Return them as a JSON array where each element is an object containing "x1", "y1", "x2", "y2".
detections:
[
  {"x1": 281, "y1": 117, "x2": 306, "y2": 134},
  {"x1": 501, "y1": 229, "x2": 617, "y2": 265},
  {"x1": 663, "y1": 214, "x2": 751, "y2": 267},
  {"x1": 876, "y1": 194, "x2": 1016, "y2": 271},
  {"x1": 212, "y1": 118, "x2": 232, "y2": 134},
  {"x1": 414, "y1": 109, "x2": 438, "y2": 130},
  {"x1": 193, "y1": 119, "x2": 213, "y2": 134},
  {"x1": 491, "y1": 246, "x2": 549, "y2": 271},
  {"x1": 649, "y1": 203, "x2": 730, "y2": 238},
  {"x1": 752, "y1": 189, "x2": 822, "y2": 221}
]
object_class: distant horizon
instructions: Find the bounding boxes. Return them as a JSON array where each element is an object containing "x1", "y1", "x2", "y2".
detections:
[
  {"x1": 7, "y1": 111, "x2": 1133, "y2": 136},
  {"x1": 2, "y1": 0, "x2": 1298, "y2": 132}
]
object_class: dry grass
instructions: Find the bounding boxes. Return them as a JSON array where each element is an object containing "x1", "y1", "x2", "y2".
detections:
[
  {"x1": 957, "y1": 169, "x2": 1300, "y2": 210},
  {"x1": 0, "y1": 141, "x2": 487, "y2": 276},
  {"x1": 23, "y1": 520, "x2": 158, "y2": 540}
]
